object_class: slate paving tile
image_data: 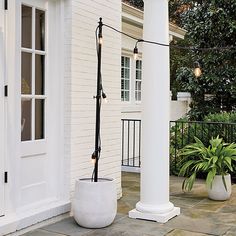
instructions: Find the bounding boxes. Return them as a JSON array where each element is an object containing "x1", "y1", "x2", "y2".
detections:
[
  {"x1": 23, "y1": 229, "x2": 66, "y2": 236},
  {"x1": 40, "y1": 215, "x2": 126, "y2": 236},
  {"x1": 224, "y1": 226, "x2": 236, "y2": 236},
  {"x1": 192, "y1": 198, "x2": 228, "y2": 212},
  {"x1": 219, "y1": 204, "x2": 236, "y2": 213},
  {"x1": 182, "y1": 208, "x2": 236, "y2": 226},
  {"x1": 164, "y1": 214, "x2": 231, "y2": 235},
  {"x1": 166, "y1": 229, "x2": 212, "y2": 236},
  {"x1": 170, "y1": 196, "x2": 204, "y2": 209},
  {"x1": 83, "y1": 228, "x2": 131, "y2": 236},
  {"x1": 103, "y1": 216, "x2": 173, "y2": 236},
  {"x1": 41, "y1": 217, "x2": 92, "y2": 236}
]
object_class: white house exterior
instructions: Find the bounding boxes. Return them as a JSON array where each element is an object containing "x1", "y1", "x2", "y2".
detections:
[
  {"x1": 121, "y1": 3, "x2": 188, "y2": 121},
  {"x1": 0, "y1": 0, "x2": 186, "y2": 235}
]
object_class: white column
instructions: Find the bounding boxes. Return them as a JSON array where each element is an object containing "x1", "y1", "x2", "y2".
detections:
[{"x1": 129, "y1": 0, "x2": 180, "y2": 223}]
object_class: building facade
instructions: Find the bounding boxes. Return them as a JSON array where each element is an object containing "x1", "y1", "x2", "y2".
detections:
[{"x1": 121, "y1": 3, "x2": 188, "y2": 121}]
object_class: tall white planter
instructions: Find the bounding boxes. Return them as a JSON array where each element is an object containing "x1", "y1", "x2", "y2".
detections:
[
  {"x1": 73, "y1": 178, "x2": 117, "y2": 228},
  {"x1": 207, "y1": 174, "x2": 231, "y2": 201}
]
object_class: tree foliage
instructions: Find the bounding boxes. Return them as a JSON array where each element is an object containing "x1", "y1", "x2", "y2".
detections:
[
  {"x1": 122, "y1": 0, "x2": 144, "y2": 10},
  {"x1": 171, "y1": 0, "x2": 236, "y2": 120},
  {"x1": 123, "y1": 1, "x2": 236, "y2": 120}
]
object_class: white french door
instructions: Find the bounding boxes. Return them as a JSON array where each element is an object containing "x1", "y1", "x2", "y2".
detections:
[
  {"x1": 0, "y1": 0, "x2": 5, "y2": 216},
  {"x1": 16, "y1": 0, "x2": 64, "y2": 208}
]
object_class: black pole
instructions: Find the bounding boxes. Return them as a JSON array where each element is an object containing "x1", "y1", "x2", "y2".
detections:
[{"x1": 94, "y1": 18, "x2": 103, "y2": 182}]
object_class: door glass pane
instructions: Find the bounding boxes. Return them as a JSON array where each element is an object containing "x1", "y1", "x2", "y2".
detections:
[
  {"x1": 21, "y1": 99, "x2": 32, "y2": 141},
  {"x1": 35, "y1": 99, "x2": 44, "y2": 140},
  {"x1": 35, "y1": 9, "x2": 45, "y2": 51},
  {"x1": 21, "y1": 52, "x2": 32, "y2": 94},
  {"x1": 22, "y1": 5, "x2": 32, "y2": 48},
  {"x1": 35, "y1": 54, "x2": 45, "y2": 95}
]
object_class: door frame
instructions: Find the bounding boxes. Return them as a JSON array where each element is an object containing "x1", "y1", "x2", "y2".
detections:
[{"x1": 0, "y1": 0, "x2": 6, "y2": 217}]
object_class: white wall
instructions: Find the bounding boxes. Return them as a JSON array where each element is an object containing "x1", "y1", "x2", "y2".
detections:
[
  {"x1": 121, "y1": 101, "x2": 190, "y2": 121},
  {"x1": 121, "y1": 7, "x2": 189, "y2": 122},
  {"x1": 64, "y1": 0, "x2": 122, "y2": 198},
  {"x1": 170, "y1": 101, "x2": 189, "y2": 121}
]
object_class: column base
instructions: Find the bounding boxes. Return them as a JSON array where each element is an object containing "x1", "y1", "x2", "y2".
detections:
[{"x1": 129, "y1": 207, "x2": 180, "y2": 223}]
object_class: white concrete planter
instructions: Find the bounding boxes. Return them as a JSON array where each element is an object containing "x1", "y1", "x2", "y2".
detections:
[
  {"x1": 207, "y1": 174, "x2": 232, "y2": 201},
  {"x1": 73, "y1": 178, "x2": 117, "y2": 228}
]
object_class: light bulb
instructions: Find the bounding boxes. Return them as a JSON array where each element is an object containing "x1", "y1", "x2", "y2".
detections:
[
  {"x1": 194, "y1": 67, "x2": 202, "y2": 77},
  {"x1": 98, "y1": 36, "x2": 103, "y2": 45},
  {"x1": 102, "y1": 92, "x2": 108, "y2": 103},
  {"x1": 104, "y1": 97, "x2": 108, "y2": 103},
  {"x1": 193, "y1": 61, "x2": 202, "y2": 78},
  {"x1": 91, "y1": 158, "x2": 96, "y2": 165},
  {"x1": 133, "y1": 46, "x2": 138, "y2": 60}
]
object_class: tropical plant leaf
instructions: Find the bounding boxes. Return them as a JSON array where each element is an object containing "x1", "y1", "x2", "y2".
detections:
[
  {"x1": 182, "y1": 172, "x2": 196, "y2": 192},
  {"x1": 222, "y1": 175, "x2": 227, "y2": 191},
  {"x1": 206, "y1": 169, "x2": 216, "y2": 189},
  {"x1": 179, "y1": 136, "x2": 236, "y2": 193}
]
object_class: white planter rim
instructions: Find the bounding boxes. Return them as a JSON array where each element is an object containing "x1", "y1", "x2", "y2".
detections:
[{"x1": 78, "y1": 178, "x2": 113, "y2": 183}]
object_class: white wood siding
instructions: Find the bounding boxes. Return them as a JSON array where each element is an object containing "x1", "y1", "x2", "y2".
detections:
[{"x1": 64, "y1": 0, "x2": 122, "y2": 198}]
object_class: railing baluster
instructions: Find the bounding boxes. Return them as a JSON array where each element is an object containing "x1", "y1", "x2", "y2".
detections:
[
  {"x1": 121, "y1": 119, "x2": 124, "y2": 166},
  {"x1": 174, "y1": 122, "x2": 177, "y2": 173},
  {"x1": 139, "y1": 120, "x2": 141, "y2": 167},
  {"x1": 127, "y1": 120, "x2": 130, "y2": 166},
  {"x1": 133, "y1": 121, "x2": 136, "y2": 167}
]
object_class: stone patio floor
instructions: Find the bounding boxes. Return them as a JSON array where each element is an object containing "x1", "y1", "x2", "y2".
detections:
[{"x1": 22, "y1": 172, "x2": 236, "y2": 236}]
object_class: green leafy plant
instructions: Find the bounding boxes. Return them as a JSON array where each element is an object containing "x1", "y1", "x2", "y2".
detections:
[{"x1": 179, "y1": 136, "x2": 236, "y2": 191}]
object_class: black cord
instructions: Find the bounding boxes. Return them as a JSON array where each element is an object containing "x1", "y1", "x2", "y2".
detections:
[
  {"x1": 103, "y1": 23, "x2": 139, "y2": 41},
  {"x1": 103, "y1": 23, "x2": 236, "y2": 52},
  {"x1": 91, "y1": 27, "x2": 104, "y2": 181}
]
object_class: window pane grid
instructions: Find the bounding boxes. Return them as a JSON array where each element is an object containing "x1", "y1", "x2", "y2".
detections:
[
  {"x1": 135, "y1": 60, "x2": 142, "y2": 102},
  {"x1": 121, "y1": 56, "x2": 130, "y2": 102},
  {"x1": 21, "y1": 5, "x2": 46, "y2": 142}
]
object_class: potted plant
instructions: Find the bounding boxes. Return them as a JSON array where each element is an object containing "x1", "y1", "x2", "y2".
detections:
[
  {"x1": 179, "y1": 136, "x2": 236, "y2": 200},
  {"x1": 73, "y1": 18, "x2": 117, "y2": 228}
]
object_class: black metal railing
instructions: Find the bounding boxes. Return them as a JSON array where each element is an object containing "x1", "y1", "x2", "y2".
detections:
[
  {"x1": 121, "y1": 119, "x2": 141, "y2": 168},
  {"x1": 121, "y1": 119, "x2": 236, "y2": 174},
  {"x1": 170, "y1": 120, "x2": 236, "y2": 174}
]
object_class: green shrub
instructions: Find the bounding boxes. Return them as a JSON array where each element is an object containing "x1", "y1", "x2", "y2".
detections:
[{"x1": 204, "y1": 112, "x2": 236, "y2": 123}]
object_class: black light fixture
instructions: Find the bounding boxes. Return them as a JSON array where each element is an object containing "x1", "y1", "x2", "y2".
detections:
[{"x1": 193, "y1": 61, "x2": 202, "y2": 78}]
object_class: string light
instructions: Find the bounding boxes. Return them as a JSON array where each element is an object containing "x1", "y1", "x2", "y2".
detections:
[
  {"x1": 193, "y1": 61, "x2": 202, "y2": 78},
  {"x1": 133, "y1": 46, "x2": 138, "y2": 60},
  {"x1": 98, "y1": 23, "x2": 103, "y2": 45},
  {"x1": 102, "y1": 23, "x2": 236, "y2": 52},
  {"x1": 102, "y1": 92, "x2": 108, "y2": 103},
  {"x1": 91, "y1": 152, "x2": 96, "y2": 165},
  {"x1": 101, "y1": 23, "x2": 236, "y2": 78},
  {"x1": 98, "y1": 36, "x2": 103, "y2": 45},
  {"x1": 91, "y1": 158, "x2": 96, "y2": 165}
]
